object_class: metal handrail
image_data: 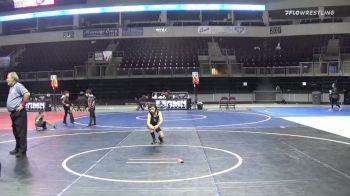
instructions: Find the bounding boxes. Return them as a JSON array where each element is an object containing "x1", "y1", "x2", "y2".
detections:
[{"x1": 2, "y1": 60, "x2": 348, "y2": 83}]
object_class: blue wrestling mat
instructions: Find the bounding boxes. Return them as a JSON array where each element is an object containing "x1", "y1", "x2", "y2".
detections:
[
  {"x1": 69, "y1": 110, "x2": 303, "y2": 129},
  {"x1": 253, "y1": 107, "x2": 350, "y2": 118}
]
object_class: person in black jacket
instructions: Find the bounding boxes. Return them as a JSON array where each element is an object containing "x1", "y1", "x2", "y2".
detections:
[
  {"x1": 61, "y1": 91, "x2": 75, "y2": 124},
  {"x1": 329, "y1": 83, "x2": 341, "y2": 111}
]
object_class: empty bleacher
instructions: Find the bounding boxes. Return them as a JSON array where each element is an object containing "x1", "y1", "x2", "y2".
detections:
[
  {"x1": 0, "y1": 45, "x2": 18, "y2": 56},
  {"x1": 3, "y1": 34, "x2": 349, "y2": 74},
  {"x1": 202, "y1": 11, "x2": 230, "y2": 21},
  {"x1": 167, "y1": 11, "x2": 200, "y2": 21},
  {"x1": 2, "y1": 19, "x2": 38, "y2": 35},
  {"x1": 117, "y1": 38, "x2": 208, "y2": 69},
  {"x1": 16, "y1": 40, "x2": 110, "y2": 72},
  {"x1": 123, "y1": 12, "x2": 165, "y2": 27},
  {"x1": 81, "y1": 13, "x2": 120, "y2": 29},
  {"x1": 218, "y1": 35, "x2": 338, "y2": 67},
  {"x1": 39, "y1": 16, "x2": 74, "y2": 32}
]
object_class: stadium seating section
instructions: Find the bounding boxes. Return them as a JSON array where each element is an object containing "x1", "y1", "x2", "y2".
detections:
[{"x1": 1, "y1": 34, "x2": 349, "y2": 72}]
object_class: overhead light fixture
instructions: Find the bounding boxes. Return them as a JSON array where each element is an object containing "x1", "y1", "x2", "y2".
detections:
[{"x1": 0, "y1": 4, "x2": 265, "y2": 22}]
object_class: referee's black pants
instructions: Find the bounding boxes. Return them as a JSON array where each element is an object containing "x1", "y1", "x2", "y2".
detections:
[{"x1": 10, "y1": 110, "x2": 27, "y2": 153}]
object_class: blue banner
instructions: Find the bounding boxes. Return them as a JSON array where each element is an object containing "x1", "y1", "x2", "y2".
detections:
[
  {"x1": 83, "y1": 28, "x2": 119, "y2": 38},
  {"x1": 122, "y1": 27, "x2": 144, "y2": 36}
]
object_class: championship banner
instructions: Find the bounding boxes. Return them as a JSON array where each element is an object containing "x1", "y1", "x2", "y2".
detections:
[
  {"x1": 83, "y1": 28, "x2": 119, "y2": 38},
  {"x1": 198, "y1": 26, "x2": 247, "y2": 35},
  {"x1": 192, "y1": 71, "x2": 199, "y2": 86}
]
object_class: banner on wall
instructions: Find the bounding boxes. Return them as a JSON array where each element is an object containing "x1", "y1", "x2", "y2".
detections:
[
  {"x1": 192, "y1": 71, "x2": 199, "y2": 86},
  {"x1": 198, "y1": 26, "x2": 247, "y2": 35},
  {"x1": 122, "y1": 27, "x2": 144, "y2": 36},
  {"x1": 83, "y1": 28, "x2": 118, "y2": 38}
]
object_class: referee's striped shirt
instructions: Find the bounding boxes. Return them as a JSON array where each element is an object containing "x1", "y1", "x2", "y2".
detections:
[{"x1": 88, "y1": 95, "x2": 96, "y2": 109}]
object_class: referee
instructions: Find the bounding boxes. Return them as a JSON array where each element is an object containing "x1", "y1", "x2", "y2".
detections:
[
  {"x1": 6, "y1": 72, "x2": 31, "y2": 157},
  {"x1": 85, "y1": 89, "x2": 96, "y2": 126}
]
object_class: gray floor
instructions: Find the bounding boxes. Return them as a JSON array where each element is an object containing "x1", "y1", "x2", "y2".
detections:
[{"x1": 0, "y1": 110, "x2": 350, "y2": 195}]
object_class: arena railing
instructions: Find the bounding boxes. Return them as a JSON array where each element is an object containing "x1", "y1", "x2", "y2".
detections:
[
  {"x1": 313, "y1": 47, "x2": 350, "y2": 55},
  {"x1": 15, "y1": 70, "x2": 75, "y2": 81},
  {"x1": 221, "y1": 49, "x2": 235, "y2": 56},
  {"x1": 197, "y1": 49, "x2": 209, "y2": 56},
  {"x1": 313, "y1": 47, "x2": 327, "y2": 54},
  {"x1": 241, "y1": 61, "x2": 349, "y2": 76},
  {"x1": 4, "y1": 61, "x2": 349, "y2": 82},
  {"x1": 73, "y1": 65, "x2": 200, "y2": 78},
  {"x1": 299, "y1": 61, "x2": 346, "y2": 76},
  {"x1": 241, "y1": 66, "x2": 301, "y2": 76},
  {"x1": 340, "y1": 47, "x2": 350, "y2": 54}
]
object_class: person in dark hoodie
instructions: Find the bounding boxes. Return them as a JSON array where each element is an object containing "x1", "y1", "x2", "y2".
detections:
[{"x1": 329, "y1": 83, "x2": 341, "y2": 111}]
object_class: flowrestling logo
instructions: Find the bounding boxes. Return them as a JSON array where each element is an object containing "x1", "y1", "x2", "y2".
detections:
[{"x1": 285, "y1": 9, "x2": 335, "y2": 16}]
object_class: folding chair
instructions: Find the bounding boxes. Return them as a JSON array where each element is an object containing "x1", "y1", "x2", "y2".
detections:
[
  {"x1": 228, "y1": 96, "x2": 236, "y2": 110},
  {"x1": 219, "y1": 97, "x2": 229, "y2": 109}
]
